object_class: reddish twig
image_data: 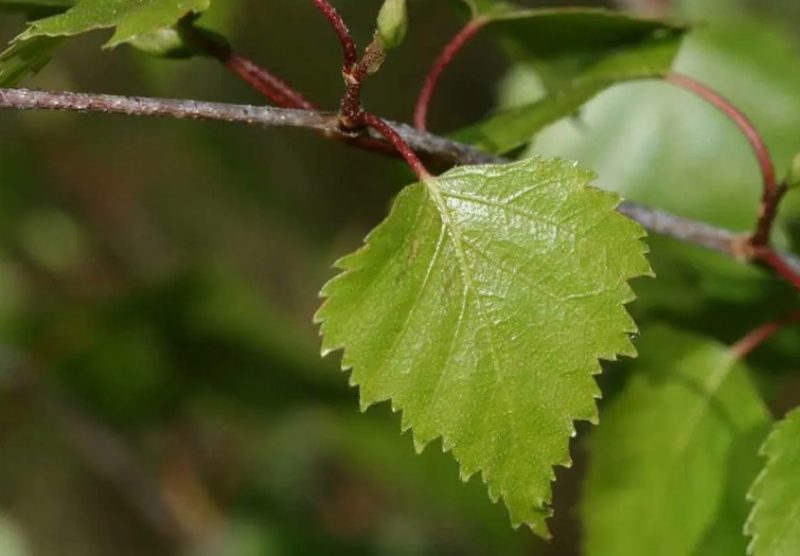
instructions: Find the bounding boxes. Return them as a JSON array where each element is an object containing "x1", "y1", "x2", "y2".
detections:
[
  {"x1": 312, "y1": 0, "x2": 368, "y2": 130},
  {"x1": 1, "y1": 86, "x2": 799, "y2": 284},
  {"x1": 224, "y1": 54, "x2": 317, "y2": 110},
  {"x1": 732, "y1": 309, "x2": 800, "y2": 359},
  {"x1": 313, "y1": 0, "x2": 359, "y2": 71},
  {"x1": 751, "y1": 182, "x2": 789, "y2": 246},
  {"x1": 751, "y1": 245, "x2": 800, "y2": 291},
  {"x1": 363, "y1": 113, "x2": 431, "y2": 181},
  {"x1": 181, "y1": 24, "x2": 315, "y2": 110},
  {"x1": 666, "y1": 73, "x2": 781, "y2": 245},
  {"x1": 339, "y1": 61, "x2": 369, "y2": 131},
  {"x1": 414, "y1": 19, "x2": 486, "y2": 131}
]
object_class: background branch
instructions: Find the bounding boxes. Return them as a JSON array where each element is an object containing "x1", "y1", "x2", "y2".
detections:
[
  {"x1": 0, "y1": 87, "x2": 797, "y2": 280},
  {"x1": 0, "y1": 352, "x2": 189, "y2": 544}
]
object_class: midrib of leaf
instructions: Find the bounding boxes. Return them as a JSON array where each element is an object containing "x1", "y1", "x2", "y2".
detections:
[{"x1": 422, "y1": 177, "x2": 514, "y2": 452}]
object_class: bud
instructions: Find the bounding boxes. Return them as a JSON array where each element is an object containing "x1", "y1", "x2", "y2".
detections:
[
  {"x1": 130, "y1": 25, "x2": 228, "y2": 60},
  {"x1": 377, "y1": 0, "x2": 408, "y2": 50},
  {"x1": 788, "y1": 151, "x2": 800, "y2": 190}
]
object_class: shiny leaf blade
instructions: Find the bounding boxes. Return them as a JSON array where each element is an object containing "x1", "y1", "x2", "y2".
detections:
[
  {"x1": 746, "y1": 407, "x2": 800, "y2": 556},
  {"x1": 315, "y1": 157, "x2": 651, "y2": 536},
  {"x1": 583, "y1": 326, "x2": 770, "y2": 556}
]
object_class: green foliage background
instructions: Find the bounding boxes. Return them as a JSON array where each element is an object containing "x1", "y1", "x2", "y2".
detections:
[{"x1": 0, "y1": 0, "x2": 798, "y2": 555}]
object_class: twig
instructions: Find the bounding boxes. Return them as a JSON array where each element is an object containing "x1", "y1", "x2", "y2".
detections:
[
  {"x1": 312, "y1": 0, "x2": 387, "y2": 131},
  {"x1": 313, "y1": 0, "x2": 361, "y2": 130},
  {"x1": 311, "y1": 0, "x2": 363, "y2": 130},
  {"x1": 666, "y1": 73, "x2": 781, "y2": 245},
  {"x1": 751, "y1": 182, "x2": 789, "y2": 246},
  {"x1": 751, "y1": 246, "x2": 800, "y2": 291},
  {"x1": 0, "y1": 86, "x2": 798, "y2": 282},
  {"x1": 181, "y1": 24, "x2": 316, "y2": 110},
  {"x1": 414, "y1": 19, "x2": 486, "y2": 131},
  {"x1": 732, "y1": 309, "x2": 800, "y2": 359},
  {"x1": 312, "y1": 0, "x2": 358, "y2": 70}
]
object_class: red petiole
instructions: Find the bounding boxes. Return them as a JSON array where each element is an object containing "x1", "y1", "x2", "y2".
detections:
[{"x1": 414, "y1": 19, "x2": 486, "y2": 132}]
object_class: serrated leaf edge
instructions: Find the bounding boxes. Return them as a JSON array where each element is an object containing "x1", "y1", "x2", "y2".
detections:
[{"x1": 744, "y1": 407, "x2": 800, "y2": 555}]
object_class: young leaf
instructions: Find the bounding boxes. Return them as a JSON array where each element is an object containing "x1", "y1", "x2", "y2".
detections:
[
  {"x1": 787, "y1": 152, "x2": 800, "y2": 190},
  {"x1": 526, "y1": 19, "x2": 800, "y2": 230},
  {"x1": 17, "y1": 0, "x2": 210, "y2": 48},
  {"x1": 443, "y1": 6, "x2": 685, "y2": 154},
  {"x1": 0, "y1": 36, "x2": 61, "y2": 85},
  {"x1": 469, "y1": 6, "x2": 682, "y2": 64},
  {"x1": 315, "y1": 157, "x2": 651, "y2": 536},
  {"x1": 746, "y1": 407, "x2": 800, "y2": 555},
  {"x1": 454, "y1": 36, "x2": 681, "y2": 154},
  {"x1": 583, "y1": 326, "x2": 770, "y2": 556}
]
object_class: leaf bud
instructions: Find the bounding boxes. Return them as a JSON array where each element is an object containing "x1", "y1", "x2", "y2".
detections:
[
  {"x1": 787, "y1": 151, "x2": 800, "y2": 190},
  {"x1": 377, "y1": 0, "x2": 408, "y2": 50}
]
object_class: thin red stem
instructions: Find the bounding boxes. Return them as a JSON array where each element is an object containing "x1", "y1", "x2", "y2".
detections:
[
  {"x1": 225, "y1": 54, "x2": 317, "y2": 110},
  {"x1": 363, "y1": 113, "x2": 431, "y2": 181},
  {"x1": 666, "y1": 73, "x2": 776, "y2": 196},
  {"x1": 751, "y1": 183, "x2": 788, "y2": 246},
  {"x1": 666, "y1": 73, "x2": 780, "y2": 244},
  {"x1": 414, "y1": 19, "x2": 486, "y2": 131},
  {"x1": 181, "y1": 24, "x2": 315, "y2": 110},
  {"x1": 312, "y1": 0, "x2": 358, "y2": 71},
  {"x1": 752, "y1": 246, "x2": 800, "y2": 291},
  {"x1": 732, "y1": 310, "x2": 800, "y2": 359}
]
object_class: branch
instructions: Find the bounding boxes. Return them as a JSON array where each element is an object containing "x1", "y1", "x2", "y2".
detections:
[
  {"x1": 0, "y1": 87, "x2": 490, "y2": 166},
  {"x1": 312, "y1": 0, "x2": 387, "y2": 131},
  {"x1": 312, "y1": 0, "x2": 358, "y2": 70},
  {"x1": 0, "y1": 350, "x2": 188, "y2": 544},
  {"x1": 0, "y1": 87, "x2": 798, "y2": 281}
]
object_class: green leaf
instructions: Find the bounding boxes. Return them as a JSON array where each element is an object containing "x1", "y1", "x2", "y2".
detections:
[
  {"x1": 454, "y1": 35, "x2": 681, "y2": 154},
  {"x1": 17, "y1": 0, "x2": 210, "y2": 48},
  {"x1": 0, "y1": 0, "x2": 211, "y2": 82},
  {"x1": 315, "y1": 157, "x2": 651, "y2": 536},
  {"x1": 443, "y1": 5, "x2": 685, "y2": 154},
  {"x1": 0, "y1": 0, "x2": 71, "y2": 85},
  {"x1": 527, "y1": 16, "x2": 800, "y2": 232},
  {"x1": 787, "y1": 152, "x2": 800, "y2": 190},
  {"x1": 479, "y1": 8, "x2": 682, "y2": 62},
  {"x1": 0, "y1": 36, "x2": 61, "y2": 85},
  {"x1": 454, "y1": 0, "x2": 517, "y2": 19},
  {"x1": 583, "y1": 326, "x2": 770, "y2": 556},
  {"x1": 746, "y1": 407, "x2": 800, "y2": 555}
]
